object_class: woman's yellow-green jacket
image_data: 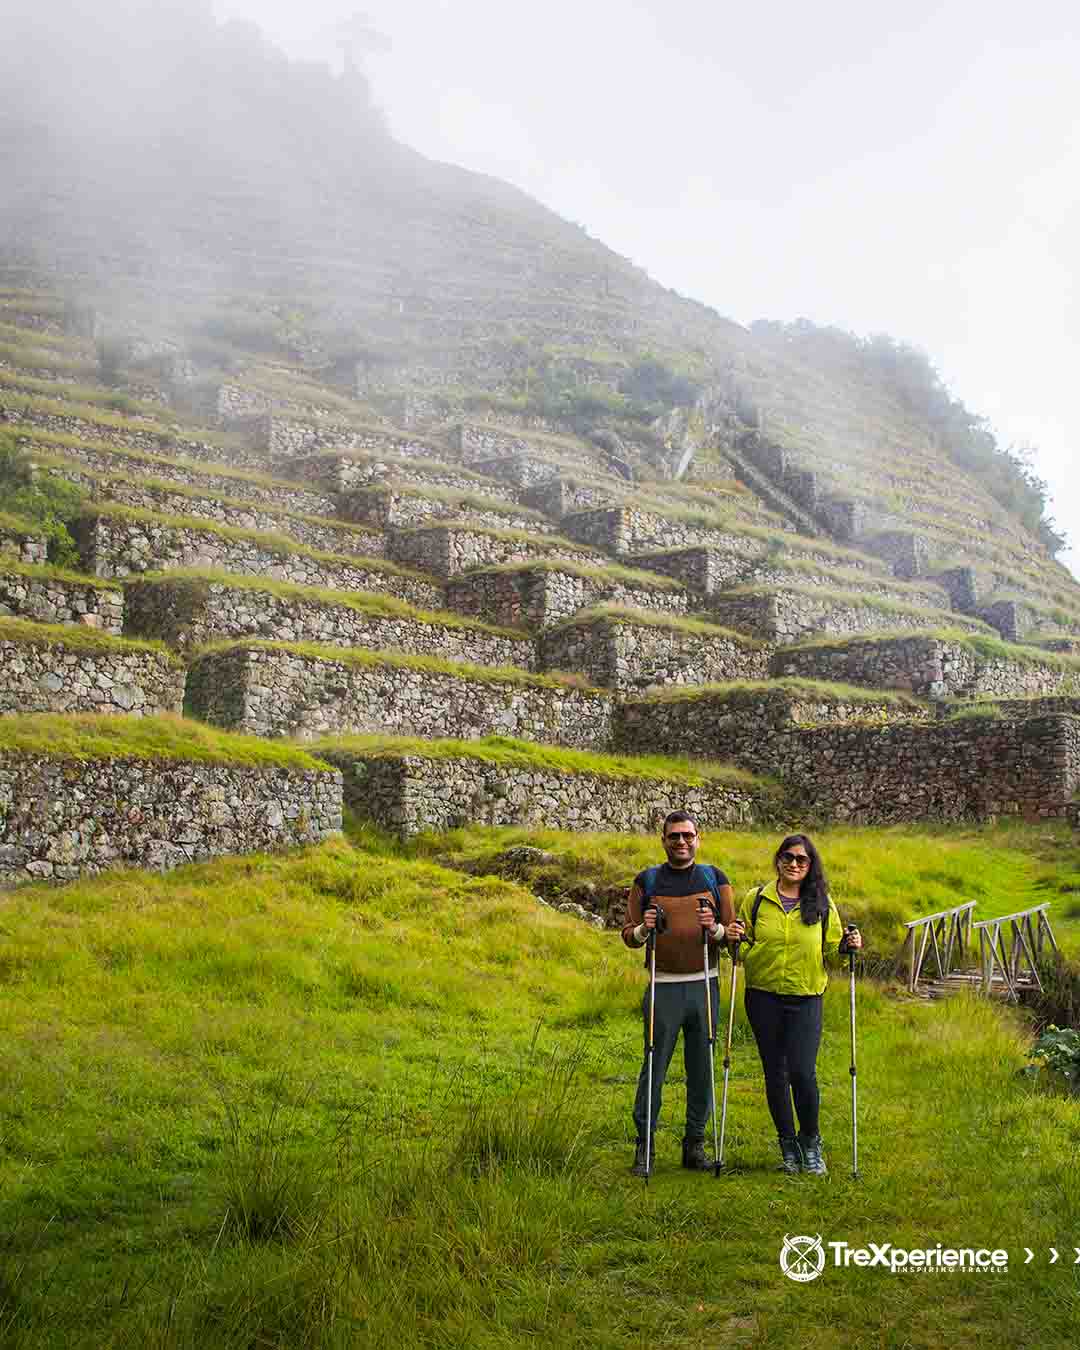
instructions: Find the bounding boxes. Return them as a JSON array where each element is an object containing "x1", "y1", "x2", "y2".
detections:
[{"x1": 732, "y1": 880, "x2": 847, "y2": 996}]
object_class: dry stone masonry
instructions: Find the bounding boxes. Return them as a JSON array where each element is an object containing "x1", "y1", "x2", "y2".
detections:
[
  {"x1": 124, "y1": 574, "x2": 534, "y2": 667},
  {"x1": 446, "y1": 562, "x2": 688, "y2": 631},
  {"x1": 0, "y1": 752, "x2": 342, "y2": 884},
  {"x1": 186, "y1": 642, "x2": 613, "y2": 747},
  {"x1": 0, "y1": 566, "x2": 123, "y2": 634},
  {"x1": 323, "y1": 748, "x2": 772, "y2": 839},
  {"x1": 0, "y1": 622, "x2": 184, "y2": 715},
  {"x1": 387, "y1": 522, "x2": 600, "y2": 579}
]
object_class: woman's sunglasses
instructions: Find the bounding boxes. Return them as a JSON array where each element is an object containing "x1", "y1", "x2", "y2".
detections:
[{"x1": 779, "y1": 851, "x2": 810, "y2": 866}]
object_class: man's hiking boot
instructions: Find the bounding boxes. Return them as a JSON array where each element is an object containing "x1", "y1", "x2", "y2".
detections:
[
  {"x1": 778, "y1": 1135, "x2": 802, "y2": 1175},
  {"x1": 798, "y1": 1134, "x2": 827, "y2": 1175},
  {"x1": 630, "y1": 1138, "x2": 655, "y2": 1177},
  {"x1": 681, "y1": 1136, "x2": 713, "y2": 1171}
]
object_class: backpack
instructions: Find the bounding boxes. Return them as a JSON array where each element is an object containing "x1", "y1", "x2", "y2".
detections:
[
  {"x1": 639, "y1": 863, "x2": 727, "y2": 915},
  {"x1": 749, "y1": 884, "x2": 830, "y2": 952}
]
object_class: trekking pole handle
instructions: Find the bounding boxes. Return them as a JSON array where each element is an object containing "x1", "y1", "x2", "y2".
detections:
[{"x1": 845, "y1": 923, "x2": 859, "y2": 973}]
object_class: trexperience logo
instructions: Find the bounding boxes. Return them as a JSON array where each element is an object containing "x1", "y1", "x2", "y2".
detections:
[{"x1": 780, "y1": 1237, "x2": 1010, "y2": 1281}]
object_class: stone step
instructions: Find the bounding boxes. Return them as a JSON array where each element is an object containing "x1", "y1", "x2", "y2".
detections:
[
  {"x1": 315, "y1": 735, "x2": 771, "y2": 839},
  {"x1": 722, "y1": 440, "x2": 825, "y2": 536},
  {"x1": 445, "y1": 559, "x2": 689, "y2": 631},
  {"x1": 770, "y1": 631, "x2": 1078, "y2": 700},
  {"x1": 0, "y1": 616, "x2": 184, "y2": 717},
  {"x1": 704, "y1": 584, "x2": 991, "y2": 643},
  {"x1": 74, "y1": 505, "x2": 443, "y2": 610},
  {"x1": 386, "y1": 521, "x2": 603, "y2": 580},
  {"x1": 123, "y1": 571, "x2": 534, "y2": 669},
  {"x1": 0, "y1": 562, "x2": 123, "y2": 634},
  {"x1": 537, "y1": 605, "x2": 768, "y2": 692},
  {"x1": 185, "y1": 640, "x2": 612, "y2": 747}
]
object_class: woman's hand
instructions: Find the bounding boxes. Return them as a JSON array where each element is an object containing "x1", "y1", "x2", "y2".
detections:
[
  {"x1": 725, "y1": 919, "x2": 746, "y2": 943},
  {"x1": 845, "y1": 927, "x2": 863, "y2": 950}
]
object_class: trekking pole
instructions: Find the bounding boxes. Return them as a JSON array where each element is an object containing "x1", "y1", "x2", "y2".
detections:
[
  {"x1": 644, "y1": 917, "x2": 659, "y2": 1185},
  {"x1": 847, "y1": 925, "x2": 859, "y2": 1179},
  {"x1": 717, "y1": 936, "x2": 740, "y2": 1174},
  {"x1": 702, "y1": 903, "x2": 720, "y2": 1177}
]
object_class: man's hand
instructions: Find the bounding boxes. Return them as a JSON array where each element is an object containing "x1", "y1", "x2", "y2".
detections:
[
  {"x1": 698, "y1": 903, "x2": 720, "y2": 937},
  {"x1": 642, "y1": 907, "x2": 657, "y2": 930},
  {"x1": 725, "y1": 919, "x2": 746, "y2": 943}
]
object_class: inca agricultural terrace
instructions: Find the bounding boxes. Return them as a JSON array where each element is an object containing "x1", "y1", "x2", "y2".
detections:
[{"x1": 1, "y1": 7, "x2": 1079, "y2": 883}]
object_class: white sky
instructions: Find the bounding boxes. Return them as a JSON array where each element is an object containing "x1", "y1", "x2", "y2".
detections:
[{"x1": 217, "y1": 0, "x2": 1080, "y2": 577}]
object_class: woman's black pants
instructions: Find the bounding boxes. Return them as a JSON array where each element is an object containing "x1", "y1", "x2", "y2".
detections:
[{"x1": 744, "y1": 986, "x2": 823, "y2": 1138}]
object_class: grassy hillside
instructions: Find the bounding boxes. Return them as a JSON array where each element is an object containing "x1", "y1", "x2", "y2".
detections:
[{"x1": 1, "y1": 818, "x2": 1078, "y2": 1348}]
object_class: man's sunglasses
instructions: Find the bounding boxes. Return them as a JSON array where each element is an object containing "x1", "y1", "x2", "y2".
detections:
[
  {"x1": 779, "y1": 851, "x2": 811, "y2": 866},
  {"x1": 666, "y1": 831, "x2": 697, "y2": 841}
]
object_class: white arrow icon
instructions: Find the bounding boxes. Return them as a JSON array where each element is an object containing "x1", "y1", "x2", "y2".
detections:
[
  {"x1": 1050, "y1": 1248, "x2": 1059, "y2": 1264},
  {"x1": 1074, "y1": 1248, "x2": 1080, "y2": 1264},
  {"x1": 1024, "y1": 1249, "x2": 1034, "y2": 1264}
]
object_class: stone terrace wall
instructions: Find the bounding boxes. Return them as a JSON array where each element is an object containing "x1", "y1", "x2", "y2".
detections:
[
  {"x1": 387, "y1": 524, "x2": 599, "y2": 580},
  {"x1": 0, "y1": 755, "x2": 342, "y2": 884},
  {"x1": 520, "y1": 477, "x2": 621, "y2": 520},
  {"x1": 771, "y1": 635, "x2": 1077, "y2": 700},
  {"x1": 289, "y1": 450, "x2": 517, "y2": 503},
  {"x1": 186, "y1": 645, "x2": 613, "y2": 747},
  {"x1": 325, "y1": 752, "x2": 770, "y2": 840},
  {"x1": 624, "y1": 547, "x2": 749, "y2": 596},
  {"x1": 76, "y1": 512, "x2": 443, "y2": 609},
  {"x1": 787, "y1": 714, "x2": 1080, "y2": 822},
  {"x1": 539, "y1": 615, "x2": 769, "y2": 691},
  {"x1": 80, "y1": 478, "x2": 385, "y2": 560},
  {"x1": 615, "y1": 687, "x2": 924, "y2": 767},
  {"x1": 0, "y1": 521, "x2": 48, "y2": 566},
  {"x1": 30, "y1": 444, "x2": 339, "y2": 518},
  {"x1": 0, "y1": 569, "x2": 123, "y2": 634},
  {"x1": 446, "y1": 565, "x2": 689, "y2": 631},
  {"x1": 561, "y1": 506, "x2": 760, "y2": 559},
  {"x1": 125, "y1": 577, "x2": 534, "y2": 668},
  {"x1": 0, "y1": 631, "x2": 184, "y2": 715},
  {"x1": 706, "y1": 588, "x2": 985, "y2": 643},
  {"x1": 341, "y1": 485, "x2": 553, "y2": 535}
]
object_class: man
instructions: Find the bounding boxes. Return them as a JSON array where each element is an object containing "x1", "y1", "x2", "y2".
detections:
[{"x1": 623, "y1": 811, "x2": 735, "y2": 1175}]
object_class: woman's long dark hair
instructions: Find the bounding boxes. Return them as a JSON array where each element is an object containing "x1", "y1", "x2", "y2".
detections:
[{"x1": 774, "y1": 833, "x2": 829, "y2": 926}]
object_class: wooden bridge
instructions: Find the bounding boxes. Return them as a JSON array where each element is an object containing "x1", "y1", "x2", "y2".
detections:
[{"x1": 902, "y1": 901, "x2": 1057, "y2": 1001}]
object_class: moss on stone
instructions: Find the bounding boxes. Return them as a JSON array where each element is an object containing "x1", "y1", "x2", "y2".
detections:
[
  {"x1": 778, "y1": 627, "x2": 1080, "y2": 672},
  {"x1": 461, "y1": 557, "x2": 685, "y2": 591},
  {"x1": 0, "y1": 711, "x2": 333, "y2": 770},
  {"x1": 623, "y1": 676, "x2": 925, "y2": 709},
  {"x1": 720, "y1": 582, "x2": 995, "y2": 631},
  {"x1": 0, "y1": 510, "x2": 41, "y2": 536},
  {"x1": 0, "y1": 559, "x2": 122, "y2": 590}
]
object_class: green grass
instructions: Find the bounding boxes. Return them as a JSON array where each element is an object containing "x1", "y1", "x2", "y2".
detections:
[
  {"x1": 719, "y1": 582, "x2": 997, "y2": 632},
  {"x1": 0, "y1": 511, "x2": 40, "y2": 539},
  {"x1": 622, "y1": 675, "x2": 928, "y2": 710},
  {"x1": 0, "y1": 616, "x2": 179, "y2": 660},
  {"x1": 464, "y1": 557, "x2": 685, "y2": 591},
  {"x1": 309, "y1": 732, "x2": 761, "y2": 786},
  {"x1": 0, "y1": 712, "x2": 332, "y2": 769},
  {"x1": 544, "y1": 602, "x2": 766, "y2": 645},
  {"x1": 191, "y1": 638, "x2": 598, "y2": 693},
  {"x1": 395, "y1": 518, "x2": 596, "y2": 555},
  {"x1": 131, "y1": 570, "x2": 528, "y2": 639},
  {"x1": 348, "y1": 480, "x2": 549, "y2": 524},
  {"x1": 1, "y1": 818, "x2": 1079, "y2": 1346},
  {"x1": 0, "y1": 559, "x2": 121, "y2": 590},
  {"x1": 780, "y1": 627, "x2": 1080, "y2": 672}
]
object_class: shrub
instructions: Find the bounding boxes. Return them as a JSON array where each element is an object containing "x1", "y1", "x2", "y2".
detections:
[
  {"x1": 0, "y1": 433, "x2": 85, "y2": 568},
  {"x1": 1022, "y1": 1024, "x2": 1080, "y2": 1092}
]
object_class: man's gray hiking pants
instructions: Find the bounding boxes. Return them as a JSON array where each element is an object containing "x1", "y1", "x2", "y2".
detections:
[{"x1": 633, "y1": 976, "x2": 718, "y2": 1142}]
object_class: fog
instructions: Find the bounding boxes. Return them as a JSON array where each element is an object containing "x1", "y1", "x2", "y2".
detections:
[
  {"x1": 2, "y1": 1, "x2": 1076, "y2": 572},
  {"x1": 216, "y1": 0, "x2": 1080, "y2": 575}
]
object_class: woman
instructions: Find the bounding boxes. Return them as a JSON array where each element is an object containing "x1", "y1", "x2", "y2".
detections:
[{"x1": 725, "y1": 833, "x2": 862, "y2": 1175}]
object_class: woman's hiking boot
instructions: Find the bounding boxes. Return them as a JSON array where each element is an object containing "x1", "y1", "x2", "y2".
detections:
[
  {"x1": 681, "y1": 1136, "x2": 712, "y2": 1171},
  {"x1": 630, "y1": 1138, "x2": 655, "y2": 1176},
  {"x1": 778, "y1": 1135, "x2": 801, "y2": 1175},
  {"x1": 798, "y1": 1134, "x2": 827, "y2": 1175}
]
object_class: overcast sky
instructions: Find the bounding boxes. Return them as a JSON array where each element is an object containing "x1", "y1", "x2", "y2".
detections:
[{"x1": 216, "y1": 0, "x2": 1079, "y2": 577}]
